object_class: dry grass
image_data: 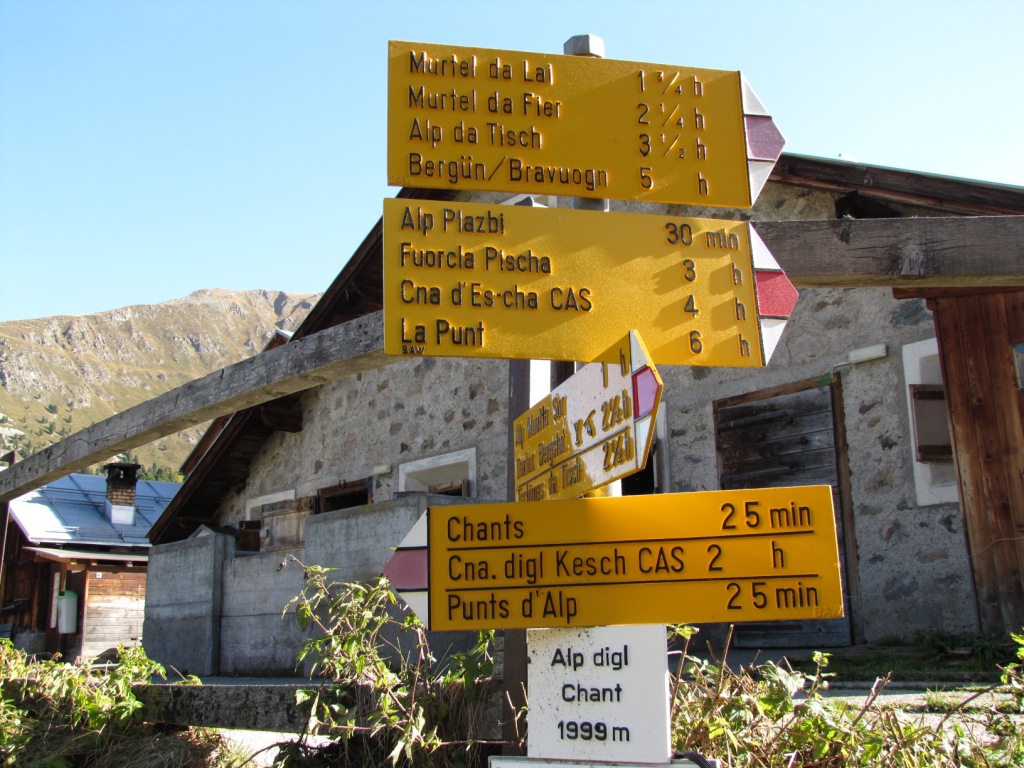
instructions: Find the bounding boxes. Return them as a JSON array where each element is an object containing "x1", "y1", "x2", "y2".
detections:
[
  {"x1": 84, "y1": 727, "x2": 236, "y2": 768},
  {"x1": 7, "y1": 724, "x2": 243, "y2": 768}
]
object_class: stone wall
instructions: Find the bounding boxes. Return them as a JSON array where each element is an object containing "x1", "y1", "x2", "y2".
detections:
[
  {"x1": 304, "y1": 495, "x2": 466, "y2": 577},
  {"x1": 144, "y1": 530, "x2": 227, "y2": 677},
  {"x1": 661, "y1": 287, "x2": 977, "y2": 644},
  {"x1": 650, "y1": 183, "x2": 978, "y2": 644},
  {"x1": 216, "y1": 355, "x2": 510, "y2": 522},
  {"x1": 218, "y1": 546, "x2": 307, "y2": 676},
  {"x1": 162, "y1": 352, "x2": 510, "y2": 676},
  {"x1": 152, "y1": 179, "x2": 983, "y2": 676},
  {"x1": 149, "y1": 494, "x2": 477, "y2": 677}
]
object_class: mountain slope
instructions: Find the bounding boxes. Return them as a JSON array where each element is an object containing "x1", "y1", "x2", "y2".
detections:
[{"x1": 0, "y1": 288, "x2": 319, "y2": 477}]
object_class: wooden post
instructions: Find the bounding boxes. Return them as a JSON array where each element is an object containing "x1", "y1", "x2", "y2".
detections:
[
  {"x1": 502, "y1": 360, "x2": 530, "y2": 753},
  {"x1": 0, "y1": 312, "x2": 391, "y2": 502}
]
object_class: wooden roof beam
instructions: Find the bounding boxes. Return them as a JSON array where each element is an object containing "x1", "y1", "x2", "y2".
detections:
[
  {"x1": 257, "y1": 402, "x2": 303, "y2": 433},
  {"x1": 772, "y1": 155, "x2": 1024, "y2": 215},
  {"x1": 0, "y1": 312, "x2": 390, "y2": 502},
  {"x1": 755, "y1": 216, "x2": 1024, "y2": 288}
]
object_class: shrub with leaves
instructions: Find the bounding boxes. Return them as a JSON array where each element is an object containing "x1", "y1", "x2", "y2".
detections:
[
  {"x1": 1000, "y1": 631, "x2": 1024, "y2": 703},
  {"x1": 275, "y1": 566, "x2": 1024, "y2": 768},
  {"x1": 279, "y1": 559, "x2": 507, "y2": 767},
  {"x1": 0, "y1": 640, "x2": 231, "y2": 767},
  {"x1": 669, "y1": 626, "x2": 1024, "y2": 767}
]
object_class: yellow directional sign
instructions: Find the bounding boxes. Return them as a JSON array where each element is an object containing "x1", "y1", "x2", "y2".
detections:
[
  {"x1": 383, "y1": 486, "x2": 844, "y2": 631},
  {"x1": 514, "y1": 331, "x2": 662, "y2": 501},
  {"x1": 387, "y1": 41, "x2": 785, "y2": 208},
  {"x1": 382, "y1": 198, "x2": 798, "y2": 367}
]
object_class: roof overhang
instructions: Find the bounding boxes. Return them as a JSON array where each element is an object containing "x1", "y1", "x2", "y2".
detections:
[{"x1": 23, "y1": 547, "x2": 148, "y2": 565}]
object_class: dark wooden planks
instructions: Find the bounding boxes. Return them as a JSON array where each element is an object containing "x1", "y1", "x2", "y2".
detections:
[
  {"x1": 718, "y1": 385, "x2": 837, "y2": 485},
  {"x1": 755, "y1": 216, "x2": 1024, "y2": 288},
  {"x1": 714, "y1": 378, "x2": 852, "y2": 647},
  {"x1": 934, "y1": 291, "x2": 1024, "y2": 635}
]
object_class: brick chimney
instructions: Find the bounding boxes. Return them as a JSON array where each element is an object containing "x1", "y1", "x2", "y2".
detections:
[{"x1": 104, "y1": 462, "x2": 141, "y2": 525}]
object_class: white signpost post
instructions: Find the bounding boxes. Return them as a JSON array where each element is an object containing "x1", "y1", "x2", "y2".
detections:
[{"x1": 523, "y1": 624, "x2": 671, "y2": 765}]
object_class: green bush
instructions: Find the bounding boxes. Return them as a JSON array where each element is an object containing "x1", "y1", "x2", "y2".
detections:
[
  {"x1": 280, "y1": 560, "x2": 506, "y2": 767},
  {"x1": 670, "y1": 626, "x2": 1024, "y2": 767},
  {"x1": 0, "y1": 641, "x2": 231, "y2": 767}
]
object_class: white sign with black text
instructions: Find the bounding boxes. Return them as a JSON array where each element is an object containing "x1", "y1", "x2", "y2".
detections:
[{"x1": 526, "y1": 624, "x2": 671, "y2": 764}]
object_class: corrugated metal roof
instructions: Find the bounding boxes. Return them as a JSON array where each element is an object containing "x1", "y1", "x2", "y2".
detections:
[{"x1": 8, "y1": 474, "x2": 179, "y2": 548}]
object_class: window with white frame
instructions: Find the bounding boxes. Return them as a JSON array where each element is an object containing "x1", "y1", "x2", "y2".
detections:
[
  {"x1": 238, "y1": 489, "x2": 313, "y2": 553},
  {"x1": 398, "y1": 448, "x2": 476, "y2": 497},
  {"x1": 902, "y1": 339, "x2": 958, "y2": 506}
]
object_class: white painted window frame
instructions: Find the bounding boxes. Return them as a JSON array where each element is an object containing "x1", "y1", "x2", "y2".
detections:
[
  {"x1": 902, "y1": 338, "x2": 958, "y2": 506},
  {"x1": 244, "y1": 489, "x2": 296, "y2": 521},
  {"x1": 398, "y1": 448, "x2": 476, "y2": 496}
]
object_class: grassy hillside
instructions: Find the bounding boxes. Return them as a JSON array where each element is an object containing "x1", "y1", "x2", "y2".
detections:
[{"x1": 0, "y1": 288, "x2": 318, "y2": 478}]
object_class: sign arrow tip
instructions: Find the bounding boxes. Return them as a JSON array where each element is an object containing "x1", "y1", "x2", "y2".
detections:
[{"x1": 756, "y1": 271, "x2": 799, "y2": 319}]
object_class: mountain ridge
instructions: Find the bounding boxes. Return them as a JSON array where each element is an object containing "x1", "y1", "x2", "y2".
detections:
[{"x1": 0, "y1": 288, "x2": 320, "y2": 478}]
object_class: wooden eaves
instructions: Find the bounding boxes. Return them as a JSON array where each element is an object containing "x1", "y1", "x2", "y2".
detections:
[{"x1": 773, "y1": 154, "x2": 1024, "y2": 216}]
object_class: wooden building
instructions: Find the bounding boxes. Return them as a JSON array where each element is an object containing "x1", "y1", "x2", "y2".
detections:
[
  {"x1": 921, "y1": 290, "x2": 1024, "y2": 636},
  {"x1": 0, "y1": 462, "x2": 178, "y2": 660}
]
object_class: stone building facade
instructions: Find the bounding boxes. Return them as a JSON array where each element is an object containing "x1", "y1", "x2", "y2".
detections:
[{"x1": 145, "y1": 158, "x2": 1022, "y2": 676}]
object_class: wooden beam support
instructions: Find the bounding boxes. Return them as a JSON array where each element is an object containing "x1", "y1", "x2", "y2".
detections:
[
  {"x1": 754, "y1": 216, "x2": 1024, "y2": 288},
  {"x1": 258, "y1": 402, "x2": 303, "y2": 433},
  {"x1": 0, "y1": 312, "x2": 391, "y2": 502},
  {"x1": 138, "y1": 683, "x2": 308, "y2": 732},
  {"x1": 3, "y1": 216, "x2": 1023, "y2": 503}
]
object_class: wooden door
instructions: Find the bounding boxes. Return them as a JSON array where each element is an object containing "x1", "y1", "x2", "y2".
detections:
[
  {"x1": 714, "y1": 378, "x2": 854, "y2": 648},
  {"x1": 931, "y1": 290, "x2": 1024, "y2": 636},
  {"x1": 81, "y1": 568, "x2": 147, "y2": 662}
]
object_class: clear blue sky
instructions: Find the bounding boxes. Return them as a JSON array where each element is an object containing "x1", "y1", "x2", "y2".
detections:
[{"x1": 1, "y1": 0, "x2": 1021, "y2": 323}]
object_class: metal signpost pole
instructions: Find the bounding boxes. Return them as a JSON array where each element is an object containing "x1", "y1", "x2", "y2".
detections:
[
  {"x1": 384, "y1": 35, "x2": 793, "y2": 765},
  {"x1": 503, "y1": 358, "x2": 530, "y2": 754},
  {"x1": 531, "y1": 35, "x2": 664, "y2": 765},
  {"x1": 552, "y1": 34, "x2": 609, "y2": 388},
  {"x1": 510, "y1": 36, "x2": 607, "y2": 754}
]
